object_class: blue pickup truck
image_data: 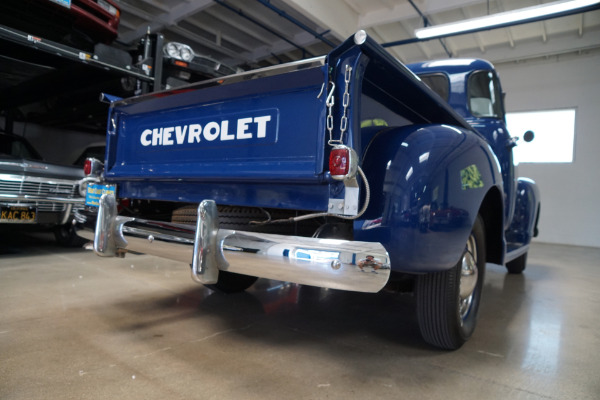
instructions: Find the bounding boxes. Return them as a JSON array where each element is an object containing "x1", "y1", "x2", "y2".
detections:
[{"x1": 76, "y1": 31, "x2": 540, "y2": 350}]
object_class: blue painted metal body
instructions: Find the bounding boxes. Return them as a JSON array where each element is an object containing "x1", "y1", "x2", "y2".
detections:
[
  {"x1": 105, "y1": 62, "x2": 334, "y2": 210},
  {"x1": 406, "y1": 58, "x2": 540, "y2": 265},
  {"x1": 406, "y1": 59, "x2": 517, "y2": 227},
  {"x1": 354, "y1": 123, "x2": 502, "y2": 271},
  {"x1": 103, "y1": 33, "x2": 539, "y2": 274}
]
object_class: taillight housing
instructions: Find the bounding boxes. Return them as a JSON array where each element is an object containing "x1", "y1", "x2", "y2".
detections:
[
  {"x1": 83, "y1": 157, "x2": 104, "y2": 177},
  {"x1": 84, "y1": 159, "x2": 92, "y2": 175},
  {"x1": 80, "y1": 157, "x2": 105, "y2": 197},
  {"x1": 329, "y1": 145, "x2": 358, "y2": 181}
]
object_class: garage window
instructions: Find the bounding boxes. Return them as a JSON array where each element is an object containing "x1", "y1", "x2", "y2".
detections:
[{"x1": 505, "y1": 108, "x2": 576, "y2": 163}]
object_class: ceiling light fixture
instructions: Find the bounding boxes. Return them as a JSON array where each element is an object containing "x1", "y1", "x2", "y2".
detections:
[{"x1": 414, "y1": 0, "x2": 600, "y2": 40}]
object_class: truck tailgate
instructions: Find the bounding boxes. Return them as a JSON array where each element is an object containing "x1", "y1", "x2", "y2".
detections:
[{"x1": 105, "y1": 64, "x2": 328, "y2": 183}]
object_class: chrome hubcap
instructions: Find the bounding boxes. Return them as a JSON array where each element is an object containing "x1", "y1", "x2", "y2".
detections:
[{"x1": 459, "y1": 234, "x2": 478, "y2": 322}]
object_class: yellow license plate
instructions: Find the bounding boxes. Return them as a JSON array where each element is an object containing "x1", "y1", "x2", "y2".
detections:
[{"x1": 0, "y1": 206, "x2": 37, "y2": 224}]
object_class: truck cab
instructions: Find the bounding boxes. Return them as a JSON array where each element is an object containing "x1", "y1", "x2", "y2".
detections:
[{"x1": 408, "y1": 59, "x2": 539, "y2": 271}]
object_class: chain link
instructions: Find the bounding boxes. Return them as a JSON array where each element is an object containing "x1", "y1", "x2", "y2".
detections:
[
  {"x1": 327, "y1": 65, "x2": 353, "y2": 146},
  {"x1": 340, "y1": 65, "x2": 352, "y2": 138},
  {"x1": 325, "y1": 65, "x2": 352, "y2": 146},
  {"x1": 325, "y1": 82, "x2": 335, "y2": 142}
]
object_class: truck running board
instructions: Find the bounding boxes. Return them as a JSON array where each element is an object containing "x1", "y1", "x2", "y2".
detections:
[{"x1": 77, "y1": 194, "x2": 391, "y2": 293}]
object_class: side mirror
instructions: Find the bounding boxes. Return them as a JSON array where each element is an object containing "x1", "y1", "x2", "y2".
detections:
[{"x1": 523, "y1": 130, "x2": 534, "y2": 142}]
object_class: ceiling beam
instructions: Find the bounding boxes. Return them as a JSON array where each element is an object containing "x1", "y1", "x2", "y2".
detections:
[
  {"x1": 205, "y1": 8, "x2": 272, "y2": 47},
  {"x1": 370, "y1": 26, "x2": 407, "y2": 62},
  {"x1": 281, "y1": 0, "x2": 359, "y2": 40},
  {"x1": 183, "y1": 17, "x2": 257, "y2": 54},
  {"x1": 462, "y1": 7, "x2": 486, "y2": 53},
  {"x1": 460, "y1": 31, "x2": 600, "y2": 65},
  {"x1": 136, "y1": 0, "x2": 171, "y2": 13},
  {"x1": 167, "y1": 25, "x2": 254, "y2": 64},
  {"x1": 116, "y1": 1, "x2": 156, "y2": 22},
  {"x1": 119, "y1": 0, "x2": 214, "y2": 44},
  {"x1": 495, "y1": 1, "x2": 516, "y2": 48},
  {"x1": 358, "y1": 0, "x2": 484, "y2": 29},
  {"x1": 248, "y1": 31, "x2": 324, "y2": 63}
]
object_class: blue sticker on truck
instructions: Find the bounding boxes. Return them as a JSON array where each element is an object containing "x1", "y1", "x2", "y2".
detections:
[{"x1": 85, "y1": 183, "x2": 117, "y2": 207}]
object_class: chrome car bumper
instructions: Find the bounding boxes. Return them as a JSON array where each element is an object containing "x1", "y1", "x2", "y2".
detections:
[{"x1": 76, "y1": 194, "x2": 391, "y2": 293}]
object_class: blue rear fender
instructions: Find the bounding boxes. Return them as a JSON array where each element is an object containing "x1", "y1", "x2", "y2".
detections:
[{"x1": 354, "y1": 124, "x2": 503, "y2": 273}]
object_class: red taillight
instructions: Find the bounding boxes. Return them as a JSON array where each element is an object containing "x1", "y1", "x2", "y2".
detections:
[
  {"x1": 329, "y1": 145, "x2": 358, "y2": 181},
  {"x1": 84, "y1": 159, "x2": 92, "y2": 176},
  {"x1": 329, "y1": 148, "x2": 349, "y2": 177}
]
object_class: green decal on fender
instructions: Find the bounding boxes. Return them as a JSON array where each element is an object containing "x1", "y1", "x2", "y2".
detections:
[{"x1": 461, "y1": 164, "x2": 484, "y2": 190}]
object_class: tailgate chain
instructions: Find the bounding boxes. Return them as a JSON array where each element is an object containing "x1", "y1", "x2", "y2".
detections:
[{"x1": 327, "y1": 65, "x2": 353, "y2": 146}]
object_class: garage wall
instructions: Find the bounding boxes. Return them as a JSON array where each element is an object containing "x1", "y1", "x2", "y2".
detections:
[{"x1": 496, "y1": 51, "x2": 600, "y2": 248}]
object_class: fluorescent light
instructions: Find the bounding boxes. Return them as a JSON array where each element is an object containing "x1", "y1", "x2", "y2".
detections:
[{"x1": 415, "y1": 0, "x2": 600, "y2": 40}]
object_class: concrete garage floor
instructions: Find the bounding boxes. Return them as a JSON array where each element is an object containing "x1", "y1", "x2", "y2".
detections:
[{"x1": 1, "y1": 232, "x2": 599, "y2": 400}]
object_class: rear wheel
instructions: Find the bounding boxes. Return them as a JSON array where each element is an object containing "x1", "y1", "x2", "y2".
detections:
[
  {"x1": 206, "y1": 271, "x2": 258, "y2": 294},
  {"x1": 506, "y1": 253, "x2": 527, "y2": 274},
  {"x1": 416, "y1": 215, "x2": 486, "y2": 350}
]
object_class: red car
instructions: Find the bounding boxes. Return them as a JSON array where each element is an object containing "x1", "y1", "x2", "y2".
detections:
[
  {"x1": 0, "y1": 0, "x2": 120, "y2": 46},
  {"x1": 59, "y1": 0, "x2": 120, "y2": 43}
]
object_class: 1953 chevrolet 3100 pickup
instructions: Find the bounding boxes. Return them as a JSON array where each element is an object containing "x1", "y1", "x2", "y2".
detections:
[{"x1": 75, "y1": 31, "x2": 540, "y2": 349}]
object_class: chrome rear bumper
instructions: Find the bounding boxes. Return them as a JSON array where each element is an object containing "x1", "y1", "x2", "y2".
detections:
[{"x1": 76, "y1": 194, "x2": 391, "y2": 293}]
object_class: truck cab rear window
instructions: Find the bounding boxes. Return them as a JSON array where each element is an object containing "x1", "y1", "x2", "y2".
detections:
[{"x1": 418, "y1": 73, "x2": 449, "y2": 102}]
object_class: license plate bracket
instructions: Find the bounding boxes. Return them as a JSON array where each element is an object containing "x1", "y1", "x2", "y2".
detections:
[{"x1": 85, "y1": 183, "x2": 117, "y2": 207}]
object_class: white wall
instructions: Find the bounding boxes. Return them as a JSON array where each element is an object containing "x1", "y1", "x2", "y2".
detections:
[{"x1": 496, "y1": 52, "x2": 600, "y2": 248}]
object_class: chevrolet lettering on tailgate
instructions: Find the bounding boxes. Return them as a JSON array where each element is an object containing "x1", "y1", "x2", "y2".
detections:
[{"x1": 139, "y1": 111, "x2": 276, "y2": 147}]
